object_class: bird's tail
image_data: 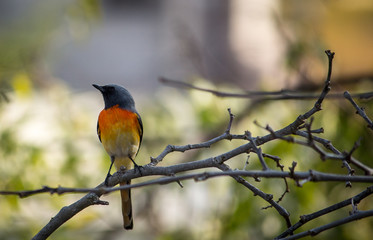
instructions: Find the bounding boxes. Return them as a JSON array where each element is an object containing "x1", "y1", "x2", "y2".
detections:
[{"x1": 120, "y1": 181, "x2": 133, "y2": 229}]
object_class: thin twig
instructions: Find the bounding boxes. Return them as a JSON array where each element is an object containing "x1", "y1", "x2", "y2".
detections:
[
  {"x1": 216, "y1": 163, "x2": 292, "y2": 228},
  {"x1": 245, "y1": 131, "x2": 269, "y2": 170},
  {"x1": 344, "y1": 91, "x2": 373, "y2": 130},
  {"x1": 261, "y1": 153, "x2": 289, "y2": 207},
  {"x1": 150, "y1": 108, "x2": 239, "y2": 165}
]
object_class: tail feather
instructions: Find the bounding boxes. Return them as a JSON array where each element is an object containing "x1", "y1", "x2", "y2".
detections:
[{"x1": 120, "y1": 181, "x2": 133, "y2": 229}]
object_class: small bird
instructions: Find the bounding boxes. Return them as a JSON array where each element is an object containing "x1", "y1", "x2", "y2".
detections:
[{"x1": 93, "y1": 84, "x2": 143, "y2": 230}]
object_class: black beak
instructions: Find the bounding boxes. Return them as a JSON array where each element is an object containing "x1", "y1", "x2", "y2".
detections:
[{"x1": 92, "y1": 84, "x2": 104, "y2": 93}]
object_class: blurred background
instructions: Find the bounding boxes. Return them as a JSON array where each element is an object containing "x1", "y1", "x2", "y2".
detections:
[{"x1": 0, "y1": 0, "x2": 373, "y2": 239}]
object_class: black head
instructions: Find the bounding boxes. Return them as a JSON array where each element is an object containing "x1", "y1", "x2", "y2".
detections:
[{"x1": 93, "y1": 84, "x2": 136, "y2": 110}]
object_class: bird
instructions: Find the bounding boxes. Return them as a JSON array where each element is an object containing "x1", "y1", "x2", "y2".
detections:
[{"x1": 93, "y1": 84, "x2": 143, "y2": 230}]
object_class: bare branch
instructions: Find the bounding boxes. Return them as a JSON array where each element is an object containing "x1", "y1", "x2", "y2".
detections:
[
  {"x1": 32, "y1": 188, "x2": 106, "y2": 240},
  {"x1": 262, "y1": 153, "x2": 284, "y2": 171},
  {"x1": 216, "y1": 163, "x2": 292, "y2": 228},
  {"x1": 279, "y1": 210, "x2": 373, "y2": 240},
  {"x1": 150, "y1": 108, "x2": 241, "y2": 165},
  {"x1": 3, "y1": 170, "x2": 373, "y2": 199},
  {"x1": 277, "y1": 185, "x2": 373, "y2": 238},
  {"x1": 246, "y1": 131, "x2": 269, "y2": 170},
  {"x1": 225, "y1": 108, "x2": 235, "y2": 134},
  {"x1": 344, "y1": 91, "x2": 373, "y2": 130},
  {"x1": 313, "y1": 50, "x2": 334, "y2": 108},
  {"x1": 295, "y1": 130, "x2": 372, "y2": 176}
]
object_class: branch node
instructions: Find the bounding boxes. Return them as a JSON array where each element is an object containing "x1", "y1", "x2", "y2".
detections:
[
  {"x1": 300, "y1": 215, "x2": 307, "y2": 223},
  {"x1": 246, "y1": 131, "x2": 269, "y2": 170},
  {"x1": 94, "y1": 199, "x2": 109, "y2": 206},
  {"x1": 254, "y1": 176, "x2": 261, "y2": 182},
  {"x1": 194, "y1": 172, "x2": 209, "y2": 182},
  {"x1": 149, "y1": 157, "x2": 157, "y2": 165},
  {"x1": 289, "y1": 161, "x2": 297, "y2": 176},
  {"x1": 349, "y1": 198, "x2": 359, "y2": 215},
  {"x1": 243, "y1": 154, "x2": 250, "y2": 170},
  {"x1": 266, "y1": 194, "x2": 274, "y2": 201}
]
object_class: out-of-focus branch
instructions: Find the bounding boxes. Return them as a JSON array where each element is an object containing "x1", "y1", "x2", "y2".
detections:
[
  {"x1": 0, "y1": 89, "x2": 9, "y2": 103},
  {"x1": 160, "y1": 52, "x2": 373, "y2": 102},
  {"x1": 159, "y1": 78, "x2": 373, "y2": 101}
]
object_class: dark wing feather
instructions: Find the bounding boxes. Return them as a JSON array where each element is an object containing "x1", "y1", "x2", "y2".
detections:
[
  {"x1": 136, "y1": 113, "x2": 143, "y2": 156},
  {"x1": 97, "y1": 120, "x2": 102, "y2": 142}
]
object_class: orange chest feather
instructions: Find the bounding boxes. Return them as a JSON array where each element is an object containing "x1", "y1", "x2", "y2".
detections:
[{"x1": 98, "y1": 105, "x2": 141, "y2": 158}]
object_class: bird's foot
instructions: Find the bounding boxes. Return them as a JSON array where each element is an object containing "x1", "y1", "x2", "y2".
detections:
[{"x1": 104, "y1": 173, "x2": 112, "y2": 186}]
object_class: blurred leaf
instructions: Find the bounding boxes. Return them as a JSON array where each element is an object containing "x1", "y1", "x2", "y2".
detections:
[{"x1": 11, "y1": 72, "x2": 32, "y2": 97}]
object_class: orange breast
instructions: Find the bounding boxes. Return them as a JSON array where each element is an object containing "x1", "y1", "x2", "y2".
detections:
[{"x1": 98, "y1": 105, "x2": 141, "y2": 162}]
